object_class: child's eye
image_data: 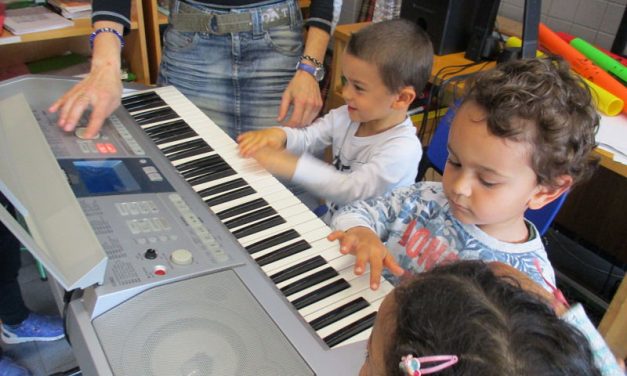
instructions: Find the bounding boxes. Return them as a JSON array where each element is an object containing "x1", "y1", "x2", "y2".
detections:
[
  {"x1": 341, "y1": 76, "x2": 347, "y2": 86},
  {"x1": 446, "y1": 158, "x2": 461, "y2": 167},
  {"x1": 479, "y1": 178, "x2": 497, "y2": 188}
]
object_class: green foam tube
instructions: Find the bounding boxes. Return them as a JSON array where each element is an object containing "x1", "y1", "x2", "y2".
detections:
[{"x1": 570, "y1": 37, "x2": 627, "y2": 83}]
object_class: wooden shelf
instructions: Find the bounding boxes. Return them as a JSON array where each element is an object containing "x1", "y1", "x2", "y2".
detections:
[
  {"x1": 0, "y1": 1, "x2": 150, "y2": 85},
  {"x1": 0, "y1": 18, "x2": 139, "y2": 45}
]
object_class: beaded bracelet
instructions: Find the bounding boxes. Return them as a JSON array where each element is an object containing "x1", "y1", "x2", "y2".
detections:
[
  {"x1": 89, "y1": 27, "x2": 125, "y2": 50},
  {"x1": 300, "y1": 55, "x2": 323, "y2": 68}
]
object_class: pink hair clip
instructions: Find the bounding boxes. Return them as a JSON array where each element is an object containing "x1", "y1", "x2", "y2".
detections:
[{"x1": 399, "y1": 354, "x2": 458, "y2": 376}]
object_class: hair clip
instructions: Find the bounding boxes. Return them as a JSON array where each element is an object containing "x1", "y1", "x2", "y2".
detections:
[{"x1": 399, "y1": 354, "x2": 459, "y2": 376}]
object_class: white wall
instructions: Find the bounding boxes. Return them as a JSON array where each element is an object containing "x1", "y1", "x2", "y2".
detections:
[{"x1": 498, "y1": 0, "x2": 626, "y2": 52}]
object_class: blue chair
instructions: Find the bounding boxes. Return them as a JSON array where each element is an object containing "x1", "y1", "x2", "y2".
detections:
[{"x1": 417, "y1": 103, "x2": 567, "y2": 236}]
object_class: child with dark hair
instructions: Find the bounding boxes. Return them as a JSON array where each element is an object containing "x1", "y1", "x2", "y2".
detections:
[
  {"x1": 329, "y1": 57, "x2": 599, "y2": 290},
  {"x1": 362, "y1": 260, "x2": 602, "y2": 376},
  {"x1": 330, "y1": 57, "x2": 624, "y2": 375},
  {"x1": 237, "y1": 19, "x2": 433, "y2": 221}
]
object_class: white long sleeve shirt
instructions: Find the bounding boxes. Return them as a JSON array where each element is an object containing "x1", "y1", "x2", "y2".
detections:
[{"x1": 282, "y1": 106, "x2": 422, "y2": 216}]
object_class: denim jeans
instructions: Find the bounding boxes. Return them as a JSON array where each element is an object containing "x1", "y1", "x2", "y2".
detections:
[{"x1": 159, "y1": 0, "x2": 304, "y2": 140}]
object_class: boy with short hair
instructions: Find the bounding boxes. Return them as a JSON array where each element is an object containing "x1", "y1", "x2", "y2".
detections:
[
  {"x1": 237, "y1": 19, "x2": 433, "y2": 221},
  {"x1": 328, "y1": 57, "x2": 599, "y2": 290}
]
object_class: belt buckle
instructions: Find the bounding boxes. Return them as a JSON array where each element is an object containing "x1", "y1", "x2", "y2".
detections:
[{"x1": 206, "y1": 14, "x2": 221, "y2": 34}]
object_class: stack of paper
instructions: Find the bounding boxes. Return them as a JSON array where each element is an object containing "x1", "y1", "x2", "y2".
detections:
[
  {"x1": 598, "y1": 113, "x2": 627, "y2": 165},
  {"x1": 3, "y1": 5, "x2": 72, "y2": 35},
  {"x1": 46, "y1": 0, "x2": 90, "y2": 19}
]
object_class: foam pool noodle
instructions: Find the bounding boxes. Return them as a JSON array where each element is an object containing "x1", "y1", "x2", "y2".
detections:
[
  {"x1": 570, "y1": 37, "x2": 627, "y2": 83},
  {"x1": 506, "y1": 36, "x2": 624, "y2": 116},
  {"x1": 538, "y1": 23, "x2": 627, "y2": 114}
]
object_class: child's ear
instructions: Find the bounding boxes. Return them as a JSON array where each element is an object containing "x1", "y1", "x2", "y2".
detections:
[
  {"x1": 392, "y1": 86, "x2": 416, "y2": 110},
  {"x1": 528, "y1": 175, "x2": 573, "y2": 210}
]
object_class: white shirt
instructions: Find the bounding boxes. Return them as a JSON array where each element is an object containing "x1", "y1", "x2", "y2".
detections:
[{"x1": 282, "y1": 105, "x2": 422, "y2": 216}]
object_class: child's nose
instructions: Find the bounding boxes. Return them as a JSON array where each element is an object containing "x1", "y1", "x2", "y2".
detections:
[
  {"x1": 451, "y1": 174, "x2": 472, "y2": 197},
  {"x1": 341, "y1": 85, "x2": 352, "y2": 101}
]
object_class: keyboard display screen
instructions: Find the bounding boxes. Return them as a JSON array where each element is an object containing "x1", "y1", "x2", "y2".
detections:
[{"x1": 74, "y1": 160, "x2": 141, "y2": 194}]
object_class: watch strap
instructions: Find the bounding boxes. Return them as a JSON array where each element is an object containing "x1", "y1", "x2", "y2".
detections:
[{"x1": 297, "y1": 62, "x2": 323, "y2": 81}]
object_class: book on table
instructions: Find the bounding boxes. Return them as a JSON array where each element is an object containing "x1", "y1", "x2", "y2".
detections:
[
  {"x1": 3, "y1": 5, "x2": 73, "y2": 35},
  {"x1": 46, "y1": 1, "x2": 90, "y2": 19},
  {"x1": 46, "y1": 0, "x2": 90, "y2": 13}
]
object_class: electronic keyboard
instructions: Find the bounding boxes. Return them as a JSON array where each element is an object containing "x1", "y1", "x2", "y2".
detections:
[
  {"x1": 120, "y1": 86, "x2": 394, "y2": 348},
  {"x1": 0, "y1": 76, "x2": 394, "y2": 376}
]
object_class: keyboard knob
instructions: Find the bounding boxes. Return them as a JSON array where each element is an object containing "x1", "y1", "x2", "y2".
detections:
[
  {"x1": 144, "y1": 248, "x2": 157, "y2": 260},
  {"x1": 74, "y1": 127, "x2": 100, "y2": 140},
  {"x1": 171, "y1": 249, "x2": 193, "y2": 265}
]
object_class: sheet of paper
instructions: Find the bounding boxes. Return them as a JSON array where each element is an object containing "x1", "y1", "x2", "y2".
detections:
[{"x1": 597, "y1": 113, "x2": 627, "y2": 164}]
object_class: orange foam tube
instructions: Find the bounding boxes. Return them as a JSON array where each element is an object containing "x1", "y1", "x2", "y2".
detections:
[{"x1": 539, "y1": 23, "x2": 627, "y2": 114}]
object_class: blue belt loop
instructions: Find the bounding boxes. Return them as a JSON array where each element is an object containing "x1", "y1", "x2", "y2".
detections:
[
  {"x1": 287, "y1": 0, "x2": 297, "y2": 31},
  {"x1": 251, "y1": 8, "x2": 264, "y2": 38},
  {"x1": 170, "y1": 0, "x2": 181, "y2": 22}
]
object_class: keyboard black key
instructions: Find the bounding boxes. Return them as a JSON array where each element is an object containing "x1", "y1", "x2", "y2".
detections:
[
  {"x1": 145, "y1": 120, "x2": 191, "y2": 138},
  {"x1": 189, "y1": 168, "x2": 237, "y2": 186},
  {"x1": 176, "y1": 154, "x2": 224, "y2": 174},
  {"x1": 323, "y1": 311, "x2": 377, "y2": 348},
  {"x1": 232, "y1": 215, "x2": 285, "y2": 239},
  {"x1": 184, "y1": 162, "x2": 232, "y2": 181},
  {"x1": 224, "y1": 206, "x2": 277, "y2": 230},
  {"x1": 309, "y1": 298, "x2": 370, "y2": 331},
  {"x1": 161, "y1": 138, "x2": 208, "y2": 156},
  {"x1": 122, "y1": 92, "x2": 161, "y2": 106},
  {"x1": 197, "y1": 178, "x2": 247, "y2": 198},
  {"x1": 280, "y1": 267, "x2": 338, "y2": 297},
  {"x1": 292, "y1": 279, "x2": 351, "y2": 310},
  {"x1": 179, "y1": 158, "x2": 233, "y2": 181},
  {"x1": 269, "y1": 255, "x2": 326, "y2": 284},
  {"x1": 123, "y1": 96, "x2": 167, "y2": 112},
  {"x1": 216, "y1": 198, "x2": 269, "y2": 221},
  {"x1": 245, "y1": 228, "x2": 299, "y2": 255},
  {"x1": 256, "y1": 240, "x2": 311, "y2": 267},
  {"x1": 151, "y1": 128, "x2": 198, "y2": 145},
  {"x1": 205, "y1": 186, "x2": 256, "y2": 207},
  {"x1": 164, "y1": 144, "x2": 213, "y2": 162},
  {"x1": 133, "y1": 107, "x2": 179, "y2": 125}
]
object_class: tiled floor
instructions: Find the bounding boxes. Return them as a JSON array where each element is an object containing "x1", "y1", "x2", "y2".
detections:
[
  {"x1": 3, "y1": 226, "x2": 623, "y2": 376},
  {"x1": 0, "y1": 252, "x2": 78, "y2": 376}
]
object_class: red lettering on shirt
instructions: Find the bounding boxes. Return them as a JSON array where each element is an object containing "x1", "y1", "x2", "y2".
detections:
[
  {"x1": 398, "y1": 219, "x2": 417, "y2": 246},
  {"x1": 406, "y1": 228, "x2": 430, "y2": 258},
  {"x1": 418, "y1": 239, "x2": 448, "y2": 270}
]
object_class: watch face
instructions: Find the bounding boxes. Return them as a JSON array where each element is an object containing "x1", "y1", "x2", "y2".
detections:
[{"x1": 314, "y1": 67, "x2": 325, "y2": 81}]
